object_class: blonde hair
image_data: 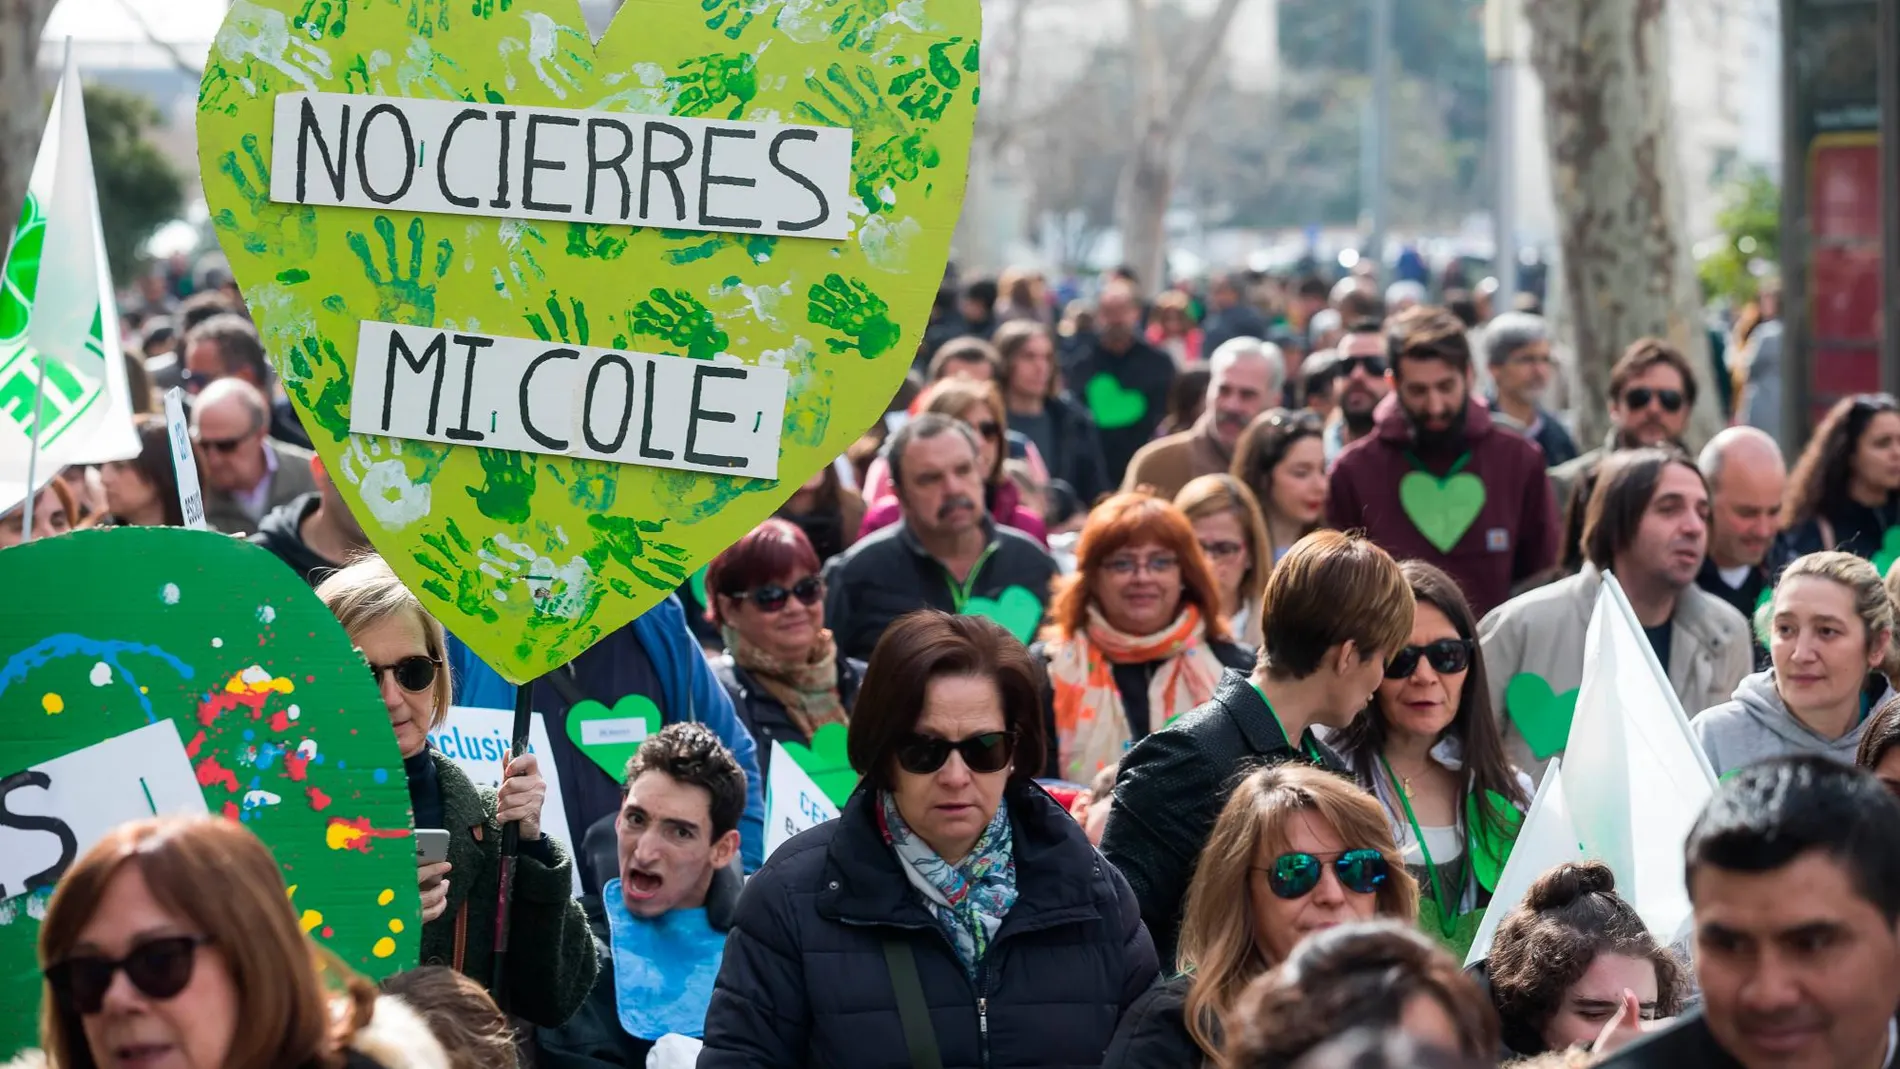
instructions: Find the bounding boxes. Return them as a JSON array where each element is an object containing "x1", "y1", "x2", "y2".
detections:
[
  {"x1": 1175, "y1": 474, "x2": 1273, "y2": 611},
  {"x1": 1177, "y1": 764, "x2": 1419, "y2": 1066},
  {"x1": 1775, "y1": 551, "x2": 1900, "y2": 680},
  {"x1": 315, "y1": 555, "x2": 454, "y2": 733}
]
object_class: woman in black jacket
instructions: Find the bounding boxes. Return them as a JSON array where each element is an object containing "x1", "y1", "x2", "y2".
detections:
[
  {"x1": 1781, "y1": 393, "x2": 1900, "y2": 559},
  {"x1": 707, "y1": 519, "x2": 866, "y2": 780},
  {"x1": 700, "y1": 611, "x2": 1159, "y2": 1069}
]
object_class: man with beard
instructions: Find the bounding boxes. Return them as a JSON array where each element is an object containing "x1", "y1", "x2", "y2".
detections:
[
  {"x1": 1484, "y1": 312, "x2": 1579, "y2": 467},
  {"x1": 1480, "y1": 448, "x2": 1753, "y2": 775},
  {"x1": 1326, "y1": 305, "x2": 1558, "y2": 618},
  {"x1": 1550, "y1": 337, "x2": 1697, "y2": 504},
  {"x1": 1323, "y1": 319, "x2": 1394, "y2": 463},
  {"x1": 822, "y1": 413, "x2": 1059, "y2": 661},
  {"x1": 1062, "y1": 279, "x2": 1178, "y2": 484},
  {"x1": 1121, "y1": 337, "x2": 1284, "y2": 499}
]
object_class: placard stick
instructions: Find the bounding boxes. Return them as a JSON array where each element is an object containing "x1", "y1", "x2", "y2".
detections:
[
  {"x1": 19, "y1": 351, "x2": 49, "y2": 543},
  {"x1": 491, "y1": 675, "x2": 536, "y2": 1004}
]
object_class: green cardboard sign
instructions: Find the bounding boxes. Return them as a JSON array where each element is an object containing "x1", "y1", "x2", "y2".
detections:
[
  {"x1": 198, "y1": 0, "x2": 980, "y2": 683},
  {"x1": 0, "y1": 528, "x2": 415, "y2": 1050}
]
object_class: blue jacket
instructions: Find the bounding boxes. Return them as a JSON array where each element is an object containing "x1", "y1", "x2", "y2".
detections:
[{"x1": 447, "y1": 595, "x2": 767, "y2": 871}]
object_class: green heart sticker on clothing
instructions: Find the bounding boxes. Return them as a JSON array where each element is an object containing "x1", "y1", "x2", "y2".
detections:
[
  {"x1": 779, "y1": 721, "x2": 856, "y2": 808},
  {"x1": 963, "y1": 585, "x2": 1043, "y2": 643},
  {"x1": 1504, "y1": 672, "x2": 1579, "y2": 761},
  {"x1": 564, "y1": 694, "x2": 662, "y2": 781},
  {"x1": 1872, "y1": 528, "x2": 1900, "y2": 577},
  {"x1": 1085, "y1": 374, "x2": 1148, "y2": 430},
  {"x1": 1417, "y1": 896, "x2": 1486, "y2": 961},
  {"x1": 1465, "y1": 789, "x2": 1524, "y2": 893},
  {"x1": 1399, "y1": 470, "x2": 1487, "y2": 553}
]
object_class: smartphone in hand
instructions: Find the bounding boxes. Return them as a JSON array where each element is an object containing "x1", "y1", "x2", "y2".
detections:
[{"x1": 414, "y1": 828, "x2": 451, "y2": 866}]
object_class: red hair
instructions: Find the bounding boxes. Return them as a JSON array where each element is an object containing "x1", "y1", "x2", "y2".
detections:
[
  {"x1": 1043, "y1": 492, "x2": 1231, "y2": 642},
  {"x1": 704, "y1": 519, "x2": 822, "y2": 625}
]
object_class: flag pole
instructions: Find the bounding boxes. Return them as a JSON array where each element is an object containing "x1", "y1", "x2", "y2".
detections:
[{"x1": 18, "y1": 352, "x2": 48, "y2": 542}]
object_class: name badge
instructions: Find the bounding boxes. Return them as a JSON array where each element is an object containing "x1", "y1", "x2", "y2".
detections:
[{"x1": 1485, "y1": 528, "x2": 1511, "y2": 553}]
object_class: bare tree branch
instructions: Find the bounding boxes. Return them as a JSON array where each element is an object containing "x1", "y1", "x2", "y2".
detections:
[{"x1": 111, "y1": 0, "x2": 204, "y2": 80}]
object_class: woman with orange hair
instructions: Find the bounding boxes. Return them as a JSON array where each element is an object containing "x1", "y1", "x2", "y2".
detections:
[{"x1": 1030, "y1": 493, "x2": 1256, "y2": 782}]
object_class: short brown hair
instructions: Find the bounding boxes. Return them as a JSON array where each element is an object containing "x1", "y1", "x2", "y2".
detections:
[
  {"x1": 1859, "y1": 693, "x2": 1900, "y2": 779},
  {"x1": 993, "y1": 320, "x2": 1057, "y2": 400},
  {"x1": 1260, "y1": 531, "x2": 1412, "y2": 679},
  {"x1": 1607, "y1": 337, "x2": 1696, "y2": 407},
  {"x1": 1045, "y1": 492, "x2": 1230, "y2": 643},
  {"x1": 39, "y1": 816, "x2": 377, "y2": 1069},
  {"x1": 1225, "y1": 921, "x2": 1499, "y2": 1069},
  {"x1": 926, "y1": 336, "x2": 1003, "y2": 383},
  {"x1": 848, "y1": 611, "x2": 1047, "y2": 791},
  {"x1": 1385, "y1": 305, "x2": 1471, "y2": 376},
  {"x1": 185, "y1": 312, "x2": 270, "y2": 383},
  {"x1": 626, "y1": 722, "x2": 749, "y2": 841},
  {"x1": 379, "y1": 967, "x2": 518, "y2": 1069},
  {"x1": 1580, "y1": 448, "x2": 1704, "y2": 571}
]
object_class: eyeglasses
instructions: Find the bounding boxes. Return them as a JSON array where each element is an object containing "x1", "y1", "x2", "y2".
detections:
[
  {"x1": 1199, "y1": 540, "x2": 1245, "y2": 561},
  {"x1": 1266, "y1": 409, "x2": 1324, "y2": 431},
  {"x1": 194, "y1": 434, "x2": 250, "y2": 454},
  {"x1": 1101, "y1": 554, "x2": 1179, "y2": 577},
  {"x1": 1384, "y1": 638, "x2": 1475, "y2": 679},
  {"x1": 45, "y1": 935, "x2": 208, "y2": 1014},
  {"x1": 1622, "y1": 387, "x2": 1684, "y2": 413},
  {"x1": 366, "y1": 655, "x2": 441, "y2": 693},
  {"x1": 971, "y1": 420, "x2": 1002, "y2": 442},
  {"x1": 1341, "y1": 355, "x2": 1388, "y2": 377},
  {"x1": 1257, "y1": 849, "x2": 1389, "y2": 899},
  {"x1": 727, "y1": 575, "x2": 823, "y2": 613},
  {"x1": 895, "y1": 731, "x2": 1015, "y2": 775}
]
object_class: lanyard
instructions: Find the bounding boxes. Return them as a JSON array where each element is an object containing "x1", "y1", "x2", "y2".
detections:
[
  {"x1": 1379, "y1": 753, "x2": 1463, "y2": 938},
  {"x1": 941, "y1": 543, "x2": 1000, "y2": 611},
  {"x1": 1404, "y1": 450, "x2": 1471, "y2": 479},
  {"x1": 1248, "y1": 680, "x2": 1326, "y2": 764}
]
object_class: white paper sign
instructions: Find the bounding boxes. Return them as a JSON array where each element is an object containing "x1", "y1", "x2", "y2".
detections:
[
  {"x1": 163, "y1": 387, "x2": 207, "y2": 530},
  {"x1": 349, "y1": 321, "x2": 789, "y2": 480},
  {"x1": 432, "y1": 708, "x2": 579, "y2": 895},
  {"x1": 580, "y1": 718, "x2": 648, "y2": 747},
  {"x1": 0, "y1": 720, "x2": 208, "y2": 902},
  {"x1": 269, "y1": 92, "x2": 854, "y2": 241},
  {"x1": 764, "y1": 741, "x2": 839, "y2": 861}
]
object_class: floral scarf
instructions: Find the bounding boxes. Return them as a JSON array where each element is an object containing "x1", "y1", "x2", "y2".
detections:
[
  {"x1": 1046, "y1": 604, "x2": 1225, "y2": 782},
  {"x1": 877, "y1": 790, "x2": 1017, "y2": 979},
  {"x1": 724, "y1": 625, "x2": 846, "y2": 739}
]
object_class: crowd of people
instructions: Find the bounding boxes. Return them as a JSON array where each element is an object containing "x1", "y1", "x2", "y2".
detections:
[{"x1": 6, "y1": 258, "x2": 1900, "y2": 1069}]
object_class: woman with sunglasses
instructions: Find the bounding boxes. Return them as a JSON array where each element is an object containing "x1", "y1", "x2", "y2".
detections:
[
  {"x1": 1032, "y1": 493, "x2": 1256, "y2": 784},
  {"x1": 1329, "y1": 561, "x2": 1530, "y2": 960},
  {"x1": 1174, "y1": 475, "x2": 1272, "y2": 650},
  {"x1": 707, "y1": 519, "x2": 864, "y2": 780},
  {"x1": 701, "y1": 610, "x2": 1158, "y2": 1069},
  {"x1": 315, "y1": 557, "x2": 597, "y2": 1028},
  {"x1": 1102, "y1": 764, "x2": 1418, "y2": 1069},
  {"x1": 26, "y1": 814, "x2": 450, "y2": 1069},
  {"x1": 1781, "y1": 393, "x2": 1900, "y2": 560},
  {"x1": 857, "y1": 378, "x2": 1049, "y2": 546},
  {"x1": 1231, "y1": 408, "x2": 1330, "y2": 566}
]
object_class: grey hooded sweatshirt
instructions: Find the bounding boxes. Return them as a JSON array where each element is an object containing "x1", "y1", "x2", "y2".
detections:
[{"x1": 1692, "y1": 669, "x2": 1890, "y2": 777}]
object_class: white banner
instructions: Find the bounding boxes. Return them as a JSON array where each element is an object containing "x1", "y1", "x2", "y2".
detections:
[
  {"x1": 163, "y1": 387, "x2": 206, "y2": 530},
  {"x1": 764, "y1": 742, "x2": 839, "y2": 861},
  {"x1": 432, "y1": 707, "x2": 578, "y2": 895},
  {"x1": 1465, "y1": 758, "x2": 1586, "y2": 967}
]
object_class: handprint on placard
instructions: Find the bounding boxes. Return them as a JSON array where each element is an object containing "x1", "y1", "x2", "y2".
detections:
[
  {"x1": 658, "y1": 229, "x2": 777, "y2": 267},
  {"x1": 212, "y1": 134, "x2": 319, "y2": 260},
  {"x1": 284, "y1": 332, "x2": 353, "y2": 443},
  {"x1": 582, "y1": 514, "x2": 692, "y2": 594},
  {"x1": 667, "y1": 53, "x2": 758, "y2": 120},
  {"x1": 498, "y1": 13, "x2": 593, "y2": 100},
  {"x1": 293, "y1": 0, "x2": 348, "y2": 39},
  {"x1": 407, "y1": 0, "x2": 450, "y2": 37},
  {"x1": 414, "y1": 519, "x2": 501, "y2": 624},
  {"x1": 701, "y1": 0, "x2": 769, "y2": 40},
  {"x1": 618, "y1": 289, "x2": 729, "y2": 361},
  {"x1": 467, "y1": 450, "x2": 536, "y2": 525},
  {"x1": 346, "y1": 216, "x2": 453, "y2": 326},
  {"x1": 794, "y1": 64, "x2": 934, "y2": 213},
  {"x1": 808, "y1": 274, "x2": 902, "y2": 361},
  {"x1": 889, "y1": 38, "x2": 977, "y2": 122},
  {"x1": 565, "y1": 224, "x2": 627, "y2": 262},
  {"x1": 524, "y1": 293, "x2": 591, "y2": 346},
  {"x1": 470, "y1": 0, "x2": 511, "y2": 17}
]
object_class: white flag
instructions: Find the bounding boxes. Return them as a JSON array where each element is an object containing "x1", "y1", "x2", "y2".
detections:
[
  {"x1": 1465, "y1": 758, "x2": 1586, "y2": 967},
  {"x1": 1561, "y1": 574, "x2": 1718, "y2": 943},
  {"x1": 0, "y1": 48, "x2": 138, "y2": 514}
]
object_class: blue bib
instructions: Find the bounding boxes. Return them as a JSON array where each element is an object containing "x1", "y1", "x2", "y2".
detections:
[{"x1": 602, "y1": 879, "x2": 729, "y2": 1041}]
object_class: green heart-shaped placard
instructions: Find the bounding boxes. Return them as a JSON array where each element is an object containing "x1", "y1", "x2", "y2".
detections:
[
  {"x1": 1417, "y1": 895, "x2": 1485, "y2": 961},
  {"x1": 1085, "y1": 373, "x2": 1148, "y2": 430},
  {"x1": 564, "y1": 693, "x2": 662, "y2": 780},
  {"x1": 780, "y1": 721, "x2": 856, "y2": 807},
  {"x1": 1399, "y1": 470, "x2": 1486, "y2": 553},
  {"x1": 1504, "y1": 672, "x2": 1578, "y2": 761},
  {"x1": 1872, "y1": 528, "x2": 1900, "y2": 576},
  {"x1": 198, "y1": 0, "x2": 980, "y2": 684},
  {"x1": 963, "y1": 585, "x2": 1043, "y2": 644},
  {"x1": 1465, "y1": 789, "x2": 1524, "y2": 894}
]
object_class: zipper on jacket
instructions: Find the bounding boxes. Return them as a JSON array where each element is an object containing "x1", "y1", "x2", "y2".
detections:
[
  {"x1": 976, "y1": 962, "x2": 992, "y2": 1069},
  {"x1": 943, "y1": 543, "x2": 1001, "y2": 612}
]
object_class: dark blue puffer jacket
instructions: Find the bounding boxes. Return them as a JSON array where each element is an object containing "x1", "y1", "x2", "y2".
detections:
[{"x1": 698, "y1": 781, "x2": 1159, "y2": 1069}]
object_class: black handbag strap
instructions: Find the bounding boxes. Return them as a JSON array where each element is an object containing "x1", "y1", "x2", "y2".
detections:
[{"x1": 882, "y1": 938, "x2": 944, "y2": 1069}]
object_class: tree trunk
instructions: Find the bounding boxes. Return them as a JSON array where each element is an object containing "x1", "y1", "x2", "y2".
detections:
[
  {"x1": 0, "y1": 0, "x2": 56, "y2": 246},
  {"x1": 1524, "y1": 0, "x2": 1721, "y2": 448}
]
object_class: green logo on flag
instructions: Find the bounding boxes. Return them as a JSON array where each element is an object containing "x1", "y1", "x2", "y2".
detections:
[{"x1": 0, "y1": 190, "x2": 109, "y2": 451}]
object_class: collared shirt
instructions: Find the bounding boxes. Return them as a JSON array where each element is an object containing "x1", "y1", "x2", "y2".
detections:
[{"x1": 234, "y1": 441, "x2": 279, "y2": 521}]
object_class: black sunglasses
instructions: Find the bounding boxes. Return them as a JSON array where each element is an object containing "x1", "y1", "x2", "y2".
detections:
[
  {"x1": 1258, "y1": 849, "x2": 1389, "y2": 899},
  {"x1": 971, "y1": 419, "x2": 1002, "y2": 442},
  {"x1": 367, "y1": 655, "x2": 441, "y2": 693},
  {"x1": 727, "y1": 575, "x2": 822, "y2": 613},
  {"x1": 194, "y1": 435, "x2": 249, "y2": 454},
  {"x1": 1623, "y1": 387, "x2": 1684, "y2": 413},
  {"x1": 46, "y1": 935, "x2": 208, "y2": 1014},
  {"x1": 895, "y1": 731, "x2": 1015, "y2": 775},
  {"x1": 1384, "y1": 638, "x2": 1475, "y2": 679},
  {"x1": 1342, "y1": 355, "x2": 1388, "y2": 377}
]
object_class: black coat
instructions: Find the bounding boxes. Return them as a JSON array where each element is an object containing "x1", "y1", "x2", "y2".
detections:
[
  {"x1": 1037, "y1": 393, "x2": 1114, "y2": 509},
  {"x1": 1101, "y1": 974, "x2": 1203, "y2": 1069},
  {"x1": 1029, "y1": 639, "x2": 1257, "y2": 781},
  {"x1": 1099, "y1": 670, "x2": 1347, "y2": 968},
  {"x1": 698, "y1": 782, "x2": 1160, "y2": 1069},
  {"x1": 711, "y1": 654, "x2": 866, "y2": 764},
  {"x1": 1060, "y1": 337, "x2": 1177, "y2": 485},
  {"x1": 1593, "y1": 1010, "x2": 1744, "y2": 1069}
]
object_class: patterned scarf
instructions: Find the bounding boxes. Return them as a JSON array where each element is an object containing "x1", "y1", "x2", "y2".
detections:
[
  {"x1": 878, "y1": 790, "x2": 1018, "y2": 979},
  {"x1": 1046, "y1": 604, "x2": 1225, "y2": 782},
  {"x1": 724, "y1": 625, "x2": 847, "y2": 739}
]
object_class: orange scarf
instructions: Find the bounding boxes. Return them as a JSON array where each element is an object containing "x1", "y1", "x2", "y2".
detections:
[{"x1": 1046, "y1": 605, "x2": 1224, "y2": 782}]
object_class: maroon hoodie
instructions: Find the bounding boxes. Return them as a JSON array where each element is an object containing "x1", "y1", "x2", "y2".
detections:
[{"x1": 1327, "y1": 393, "x2": 1558, "y2": 618}]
